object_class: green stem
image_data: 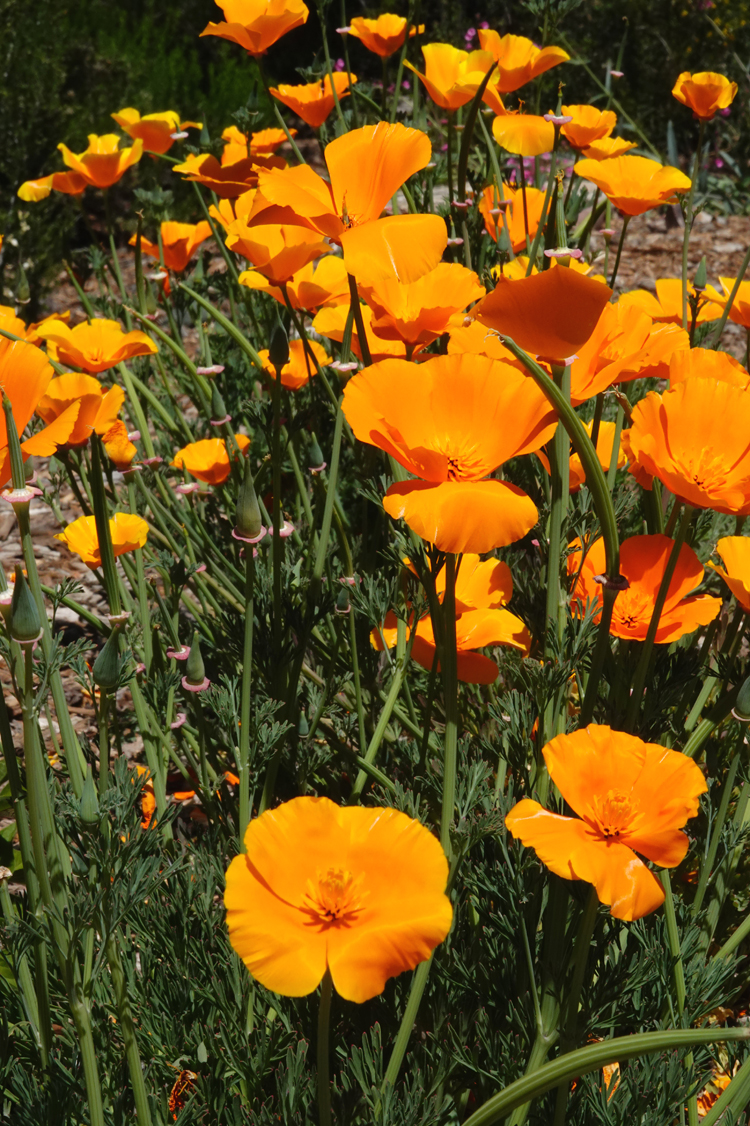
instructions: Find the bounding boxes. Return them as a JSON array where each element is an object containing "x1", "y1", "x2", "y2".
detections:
[
  {"x1": 608, "y1": 216, "x2": 630, "y2": 290},
  {"x1": 525, "y1": 129, "x2": 561, "y2": 273},
  {"x1": 710, "y1": 239, "x2": 750, "y2": 347},
  {"x1": 682, "y1": 119, "x2": 706, "y2": 331},
  {"x1": 239, "y1": 549, "x2": 255, "y2": 845},
  {"x1": 439, "y1": 554, "x2": 459, "y2": 859},
  {"x1": 317, "y1": 968, "x2": 334, "y2": 1126},
  {"x1": 661, "y1": 870, "x2": 698, "y2": 1126},
  {"x1": 552, "y1": 888, "x2": 599, "y2": 1126},
  {"x1": 349, "y1": 628, "x2": 414, "y2": 800},
  {"x1": 692, "y1": 746, "x2": 740, "y2": 917},
  {"x1": 105, "y1": 931, "x2": 153, "y2": 1126},
  {"x1": 379, "y1": 956, "x2": 432, "y2": 1104}
]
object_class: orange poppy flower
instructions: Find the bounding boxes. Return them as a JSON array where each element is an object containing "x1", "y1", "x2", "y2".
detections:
[
  {"x1": 270, "y1": 73, "x2": 356, "y2": 128},
  {"x1": 492, "y1": 113, "x2": 555, "y2": 157},
  {"x1": 696, "y1": 1067, "x2": 734, "y2": 1117},
  {"x1": 342, "y1": 353, "x2": 557, "y2": 553},
  {"x1": 0, "y1": 304, "x2": 28, "y2": 340},
  {"x1": 574, "y1": 155, "x2": 691, "y2": 217},
  {"x1": 257, "y1": 338, "x2": 330, "y2": 389},
  {"x1": 55, "y1": 513, "x2": 149, "y2": 569},
  {"x1": 569, "y1": 534, "x2": 721, "y2": 642},
  {"x1": 626, "y1": 378, "x2": 750, "y2": 514},
  {"x1": 18, "y1": 134, "x2": 143, "y2": 201},
  {"x1": 225, "y1": 795, "x2": 452, "y2": 1000},
  {"x1": 565, "y1": 301, "x2": 653, "y2": 405},
  {"x1": 359, "y1": 263, "x2": 485, "y2": 347},
  {"x1": 346, "y1": 14, "x2": 423, "y2": 58},
  {"x1": 173, "y1": 152, "x2": 284, "y2": 199},
  {"x1": 172, "y1": 435, "x2": 251, "y2": 486},
  {"x1": 672, "y1": 71, "x2": 738, "y2": 120},
  {"x1": 313, "y1": 301, "x2": 416, "y2": 362},
  {"x1": 505, "y1": 724, "x2": 707, "y2": 920},
  {"x1": 239, "y1": 253, "x2": 349, "y2": 310},
  {"x1": 477, "y1": 30, "x2": 569, "y2": 93},
  {"x1": 668, "y1": 346, "x2": 750, "y2": 389},
  {"x1": 227, "y1": 223, "x2": 330, "y2": 285},
  {"x1": 705, "y1": 276, "x2": 750, "y2": 329},
  {"x1": 619, "y1": 279, "x2": 724, "y2": 326},
  {"x1": 36, "y1": 373, "x2": 125, "y2": 447},
  {"x1": 111, "y1": 108, "x2": 202, "y2": 155},
  {"x1": 560, "y1": 104, "x2": 617, "y2": 150},
  {"x1": 209, "y1": 189, "x2": 258, "y2": 231},
  {"x1": 447, "y1": 318, "x2": 526, "y2": 366},
  {"x1": 129, "y1": 221, "x2": 212, "y2": 274},
  {"x1": 708, "y1": 536, "x2": 750, "y2": 611},
  {"x1": 579, "y1": 136, "x2": 637, "y2": 160},
  {"x1": 619, "y1": 319, "x2": 689, "y2": 383},
  {"x1": 404, "y1": 44, "x2": 495, "y2": 110},
  {"x1": 36, "y1": 318, "x2": 158, "y2": 374},
  {"x1": 479, "y1": 183, "x2": 546, "y2": 252},
  {"x1": 200, "y1": 0, "x2": 309, "y2": 57},
  {"x1": 474, "y1": 266, "x2": 612, "y2": 365},
  {"x1": 538, "y1": 419, "x2": 626, "y2": 490},
  {"x1": 220, "y1": 125, "x2": 295, "y2": 162},
  {"x1": 102, "y1": 420, "x2": 138, "y2": 470}
]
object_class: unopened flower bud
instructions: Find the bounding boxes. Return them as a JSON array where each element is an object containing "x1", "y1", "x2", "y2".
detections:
[
  {"x1": 693, "y1": 256, "x2": 707, "y2": 293},
  {"x1": 268, "y1": 320, "x2": 290, "y2": 372},
  {"x1": 733, "y1": 674, "x2": 750, "y2": 722},
  {"x1": 183, "y1": 630, "x2": 210, "y2": 692},
  {"x1": 79, "y1": 764, "x2": 100, "y2": 824},
  {"x1": 92, "y1": 628, "x2": 121, "y2": 690},
  {"x1": 10, "y1": 565, "x2": 41, "y2": 644},
  {"x1": 234, "y1": 456, "x2": 264, "y2": 540}
]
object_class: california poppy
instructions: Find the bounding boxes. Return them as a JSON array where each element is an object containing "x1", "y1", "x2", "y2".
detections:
[
  {"x1": 705, "y1": 276, "x2": 750, "y2": 330},
  {"x1": 227, "y1": 222, "x2": 330, "y2": 285},
  {"x1": 36, "y1": 373, "x2": 125, "y2": 447},
  {"x1": 111, "y1": 108, "x2": 202, "y2": 155},
  {"x1": 173, "y1": 152, "x2": 283, "y2": 199},
  {"x1": 55, "y1": 513, "x2": 149, "y2": 569},
  {"x1": 447, "y1": 318, "x2": 526, "y2": 366},
  {"x1": 359, "y1": 263, "x2": 485, "y2": 347},
  {"x1": 129, "y1": 221, "x2": 212, "y2": 275},
  {"x1": 239, "y1": 254, "x2": 349, "y2": 311},
  {"x1": 102, "y1": 420, "x2": 138, "y2": 470},
  {"x1": 209, "y1": 189, "x2": 258, "y2": 231},
  {"x1": 667, "y1": 346, "x2": 749, "y2": 389},
  {"x1": 270, "y1": 73, "x2": 356, "y2": 128},
  {"x1": 404, "y1": 44, "x2": 495, "y2": 110},
  {"x1": 220, "y1": 125, "x2": 295, "y2": 162},
  {"x1": 566, "y1": 301, "x2": 654, "y2": 405},
  {"x1": 538, "y1": 420, "x2": 626, "y2": 491},
  {"x1": 477, "y1": 30, "x2": 569, "y2": 93},
  {"x1": 672, "y1": 71, "x2": 738, "y2": 120},
  {"x1": 619, "y1": 279, "x2": 723, "y2": 326},
  {"x1": 505, "y1": 724, "x2": 707, "y2": 920},
  {"x1": 313, "y1": 301, "x2": 415, "y2": 362},
  {"x1": 569, "y1": 534, "x2": 721, "y2": 642},
  {"x1": 492, "y1": 113, "x2": 555, "y2": 157},
  {"x1": 574, "y1": 155, "x2": 691, "y2": 217},
  {"x1": 200, "y1": 0, "x2": 309, "y2": 57},
  {"x1": 36, "y1": 318, "x2": 158, "y2": 373},
  {"x1": 708, "y1": 536, "x2": 750, "y2": 611},
  {"x1": 225, "y1": 795, "x2": 452, "y2": 1001},
  {"x1": 579, "y1": 135, "x2": 637, "y2": 160},
  {"x1": 560, "y1": 104, "x2": 617, "y2": 150},
  {"x1": 342, "y1": 353, "x2": 557, "y2": 553},
  {"x1": 478, "y1": 183, "x2": 545, "y2": 253},
  {"x1": 172, "y1": 436, "x2": 251, "y2": 486},
  {"x1": 19, "y1": 134, "x2": 143, "y2": 201},
  {"x1": 258, "y1": 338, "x2": 330, "y2": 389},
  {"x1": 347, "y1": 14, "x2": 423, "y2": 57}
]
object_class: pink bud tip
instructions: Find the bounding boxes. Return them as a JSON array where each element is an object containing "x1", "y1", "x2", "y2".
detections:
[
  {"x1": 609, "y1": 70, "x2": 624, "y2": 78},
  {"x1": 310, "y1": 462, "x2": 327, "y2": 474},
  {"x1": 141, "y1": 456, "x2": 163, "y2": 467},
  {"x1": 196, "y1": 365, "x2": 225, "y2": 375},
  {"x1": 170, "y1": 131, "x2": 189, "y2": 140},
  {"x1": 329, "y1": 360, "x2": 358, "y2": 373},
  {"x1": 127, "y1": 430, "x2": 141, "y2": 442},
  {"x1": 194, "y1": 563, "x2": 207, "y2": 574},
  {"x1": 447, "y1": 237, "x2": 464, "y2": 246},
  {"x1": 170, "y1": 713, "x2": 187, "y2": 729},
  {"x1": 340, "y1": 575, "x2": 358, "y2": 586},
  {"x1": 452, "y1": 200, "x2": 470, "y2": 210},
  {"x1": 148, "y1": 271, "x2": 168, "y2": 281},
  {"x1": 135, "y1": 662, "x2": 146, "y2": 674},
  {"x1": 336, "y1": 25, "x2": 350, "y2": 33},
  {"x1": 544, "y1": 114, "x2": 573, "y2": 125},
  {"x1": 167, "y1": 646, "x2": 191, "y2": 661},
  {"x1": 268, "y1": 520, "x2": 295, "y2": 538},
  {"x1": 544, "y1": 247, "x2": 583, "y2": 259},
  {"x1": 182, "y1": 675, "x2": 211, "y2": 693}
]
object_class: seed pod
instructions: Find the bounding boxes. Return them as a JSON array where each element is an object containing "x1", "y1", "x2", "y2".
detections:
[
  {"x1": 9, "y1": 566, "x2": 41, "y2": 643},
  {"x1": 92, "y1": 629, "x2": 121, "y2": 690},
  {"x1": 235, "y1": 456, "x2": 263, "y2": 539}
]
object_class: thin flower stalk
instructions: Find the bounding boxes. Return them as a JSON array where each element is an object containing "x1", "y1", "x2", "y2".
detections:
[
  {"x1": 681, "y1": 119, "x2": 705, "y2": 330},
  {"x1": 608, "y1": 215, "x2": 630, "y2": 289},
  {"x1": 660, "y1": 870, "x2": 699, "y2": 1126},
  {"x1": 525, "y1": 124, "x2": 562, "y2": 274},
  {"x1": 552, "y1": 888, "x2": 599, "y2": 1126},
  {"x1": 543, "y1": 362, "x2": 571, "y2": 754},
  {"x1": 317, "y1": 968, "x2": 334, "y2": 1126}
]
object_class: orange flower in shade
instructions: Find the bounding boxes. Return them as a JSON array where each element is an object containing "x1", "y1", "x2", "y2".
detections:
[
  {"x1": 447, "y1": 318, "x2": 526, "y2": 366},
  {"x1": 346, "y1": 14, "x2": 423, "y2": 58},
  {"x1": 172, "y1": 152, "x2": 283, "y2": 199},
  {"x1": 36, "y1": 373, "x2": 125, "y2": 447},
  {"x1": 102, "y1": 420, "x2": 137, "y2": 470},
  {"x1": 569, "y1": 534, "x2": 721, "y2": 642},
  {"x1": 313, "y1": 302, "x2": 415, "y2": 362},
  {"x1": 36, "y1": 318, "x2": 158, "y2": 374},
  {"x1": 668, "y1": 346, "x2": 750, "y2": 389},
  {"x1": 359, "y1": 263, "x2": 485, "y2": 348},
  {"x1": 239, "y1": 254, "x2": 349, "y2": 311},
  {"x1": 574, "y1": 155, "x2": 691, "y2": 217},
  {"x1": 221, "y1": 125, "x2": 294, "y2": 161},
  {"x1": 200, "y1": 0, "x2": 309, "y2": 57},
  {"x1": 55, "y1": 513, "x2": 149, "y2": 570},
  {"x1": 672, "y1": 71, "x2": 738, "y2": 120},
  {"x1": 707, "y1": 536, "x2": 750, "y2": 611},
  {"x1": 705, "y1": 277, "x2": 750, "y2": 329},
  {"x1": 566, "y1": 301, "x2": 654, "y2": 405},
  {"x1": 270, "y1": 73, "x2": 356, "y2": 128},
  {"x1": 225, "y1": 795, "x2": 452, "y2": 1000},
  {"x1": 505, "y1": 725, "x2": 707, "y2": 920},
  {"x1": 560, "y1": 104, "x2": 616, "y2": 150},
  {"x1": 209, "y1": 189, "x2": 258, "y2": 231},
  {"x1": 172, "y1": 436, "x2": 251, "y2": 486},
  {"x1": 19, "y1": 134, "x2": 144, "y2": 201},
  {"x1": 227, "y1": 223, "x2": 330, "y2": 285},
  {"x1": 696, "y1": 1067, "x2": 734, "y2": 1117},
  {"x1": 342, "y1": 353, "x2": 558, "y2": 554},
  {"x1": 579, "y1": 136, "x2": 637, "y2": 160},
  {"x1": 129, "y1": 221, "x2": 212, "y2": 274},
  {"x1": 404, "y1": 44, "x2": 495, "y2": 110},
  {"x1": 479, "y1": 183, "x2": 546, "y2": 253},
  {"x1": 625, "y1": 378, "x2": 750, "y2": 514},
  {"x1": 492, "y1": 113, "x2": 555, "y2": 157},
  {"x1": 477, "y1": 30, "x2": 569, "y2": 93},
  {"x1": 619, "y1": 279, "x2": 724, "y2": 325},
  {"x1": 538, "y1": 420, "x2": 627, "y2": 491},
  {"x1": 474, "y1": 266, "x2": 612, "y2": 365},
  {"x1": 258, "y1": 338, "x2": 330, "y2": 389},
  {"x1": 111, "y1": 109, "x2": 202, "y2": 155}
]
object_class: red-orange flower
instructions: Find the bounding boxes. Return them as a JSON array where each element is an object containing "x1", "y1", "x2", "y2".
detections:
[
  {"x1": 505, "y1": 725, "x2": 707, "y2": 920},
  {"x1": 172, "y1": 436, "x2": 251, "y2": 486},
  {"x1": 672, "y1": 71, "x2": 738, "y2": 120},
  {"x1": 537, "y1": 420, "x2": 626, "y2": 491},
  {"x1": 200, "y1": 0, "x2": 309, "y2": 57},
  {"x1": 257, "y1": 338, "x2": 330, "y2": 389},
  {"x1": 342, "y1": 353, "x2": 557, "y2": 553},
  {"x1": 36, "y1": 318, "x2": 158, "y2": 374},
  {"x1": 574, "y1": 155, "x2": 691, "y2": 217},
  {"x1": 404, "y1": 44, "x2": 495, "y2": 110},
  {"x1": 478, "y1": 30, "x2": 569, "y2": 93},
  {"x1": 225, "y1": 795, "x2": 452, "y2": 1000},
  {"x1": 19, "y1": 135, "x2": 143, "y2": 201},
  {"x1": 708, "y1": 536, "x2": 750, "y2": 611},
  {"x1": 129, "y1": 221, "x2": 212, "y2": 274},
  {"x1": 478, "y1": 182, "x2": 546, "y2": 253},
  {"x1": 173, "y1": 152, "x2": 284, "y2": 198},
  {"x1": 569, "y1": 533, "x2": 721, "y2": 642},
  {"x1": 270, "y1": 73, "x2": 356, "y2": 128},
  {"x1": 111, "y1": 109, "x2": 202, "y2": 154},
  {"x1": 347, "y1": 14, "x2": 423, "y2": 58},
  {"x1": 227, "y1": 223, "x2": 330, "y2": 284}
]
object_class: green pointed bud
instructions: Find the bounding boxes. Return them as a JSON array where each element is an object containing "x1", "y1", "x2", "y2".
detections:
[
  {"x1": 92, "y1": 628, "x2": 121, "y2": 690},
  {"x1": 210, "y1": 379, "x2": 228, "y2": 422},
  {"x1": 335, "y1": 584, "x2": 351, "y2": 615},
  {"x1": 694, "y1": 256, "x2": 707, "y2": 292},
  {"x1": 185, "y1": 630, "x2": 206, "y2": 686},
  {"x1": 298, "y1": 710, "x2": 309, "y2": 738},
  {"x1": 235, "y1": 455, "x2": 263, "y2": 539},
  {"x1": 24, "y1": 456, "x2": 36, "y2": 482},
  {"x1": 308, "y1": 434, "x2": 325, "y2": 470},
  {"x1": 2, "y1": 395, "x2": 28, "y2": 490},
  {"x1": 734, "y1": 674, "x2": 750, "y2": 721},
  {"x1": 79, "y1": 764, "x2": 99, "y2": 824},
  {"x1": 15, "y1": 261, "x2": 30, "y2": 306},
  {"x1": 10, "y1": 566, "x2": 41, "y2": 643},
  {"x1": 268, "y1": 320, "x2": 289, "y2": 372}
]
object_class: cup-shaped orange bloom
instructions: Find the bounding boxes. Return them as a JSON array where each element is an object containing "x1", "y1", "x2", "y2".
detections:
[
  {"x1": 200, "y1": 0, "x2": 309, "y2": 57},
  {"x1": 111, "y1": 108, "x2": 202, "y2": 155},
  {"x1": 668, "y1": 346, "x2": 749, "y2": 389},
  {"x1": 619, "y1": 279, "x2": 724, "y2": 326},
  {"x1": 172, "y1": 435, "x2": 251, "y2": 485},
  {"x1": 707, "y1": 277, "x2": 750, "y2": 330},
  {"x1": 579, "y1": 135, "x2": 637, "y2": 160},
  {"x1": 475, "y1": 266, "x2": 612, "y2": 365},
  {"x1": 561, "y1": 104, "x2": 616, "y2": 150},
  {"x1": 708, "y1": 537, "x2": 750, "y2": 611},
  {"x1": 479, "y1": 183, "x2": 545, "y2": 253},
  {"x1": 626, "y1": 377, "x2": 750, "y2": 514},
  {"x1": 209, "y1": 189, "x2": 258, "y2": 231},
  {"x1": 347, "y1": 14, "x2": 422, "y2": 57},
  {"x1": 574, "y1": 155, "x2": 691, "y2": 217},
  {"x1": 36, "y1": 373, "x2": 125, "y2": 447},
  {"x1": 173, "y1": 152, "x2": 283, "y2": 198},
  {"x1": 129, "y1": 221, "x2": 212, "y2": 274},
  {"x1": 477, "y1": 30, "x2": 569, "y2": 93},
  {"x1": 102, "y1": 420, "x2": 137, "y2": 470},
  {"x1": 404, "y1": 44, "x2": 495, "y2": 110},
  {"x1": 313, "y1": 301, "x2": 415, "y2": 362},
  {"x1": 492, "y1": 113, "x2": 555, "y2": 157},
  {"x1": 360, "y1": 263, "x2": 485, "y2": 347},
  {"x1": 19, "y1": 134, "x2": 143, "y2": 201},
  {"x1": 55, "y1": 513, "x2": 149, "y2": 570},
  {"x1": 567, "y1": 301, "x2": 653, "y2": 405},
  {"x1": 220, "y1": 125, "x2": 295, "y2": 163},
  {"x1": 36, "y1": 318, "x2": 158, "y2": 374},
  {"x1": 343, "y1": 353, "x2": 557, "y2": 553},
  {"x1": 227, "y1": 223, "x2": 329, "y2": 284},
  {"x1": 239, "y1": 254, "x2": 349, "y2": 310},
  {"x1": 258, "y1": 338, "x2": 330, "y2": 389},
  {"x1": 225, "y1": 795, "x2": 452, "y2": 1000},
  {"x1": 569, "y1": 533, "x2": 721, "y2": 642},
  {"x1": 672, "y1": 71, "x2": 738, "y2": 120},
  {"x1": 270, "y1": 73, "x2": 356, "y2": 128},
  {"x1": 505, "y1": 725, "x2": 707, "y2": 920}
]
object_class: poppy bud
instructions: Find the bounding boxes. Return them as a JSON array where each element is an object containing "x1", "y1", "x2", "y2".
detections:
[
  {"x1": 734, "y1": 675, "x2": 750, "y2": 722},
  {"x1": 693, "y1": 256, "x2": 707, "y2": 293},
  {"x1": 308, "y1": 434, "x2": 326, "y2": 473},
  {"x1": 335, "y1": 584, "x2": 351, "y2": 615},
  {"x1": 298, "y1": 710, "x2": 309, "y2": 738},
  {"x1": 235, "y1": 456, "x2": 263, "y2": 540},
  {"x1": 268, "y1": 320, "x2": 290, "y2": 372},
  {"x1": 15, "y1": 261, "x2": 30, "y2": 306},
  {"x1": 92, "y1": 628, "x2": 121, "y2": 690},
  {"x1": 185, "y1": 631, "x2": 206, "y2": 686},
  {"x1": 210, "y1": 379, "x2": 229, "y2": 424},
  {"x1": 79, "y1": 764, "x2": 100, "y2": 825},
  {"x1": 10, "y1": 566, "x2": 41, "y2": 644}
]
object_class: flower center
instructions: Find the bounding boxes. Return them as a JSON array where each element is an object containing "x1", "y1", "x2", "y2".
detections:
[
  {"x1": 302, "y1": 866, "x2": 366, "y2": 923},
  {"x1": 434, "y1": 435, "x2": 486, "y2": 481},
  {"x1": 591, "y1": 789, "x2": 635, "y2": 838},
  {"x1": 611, "y1": 587, "x2": 651, "y2": 630},
  {"x1": 679, "y1": 449, "x2": 729, "y2": 494}
]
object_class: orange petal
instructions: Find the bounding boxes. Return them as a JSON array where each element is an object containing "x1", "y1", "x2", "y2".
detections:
[
  {"x1": 505, "y1": 799, "x2": 591, "y2": 880},
  {"x1": 568, "y1": 838, "x2": 665, "y2": 920},
  {"x1": 383, "y1": 479, "x2": 538, "y2": 553},
  {"x1": 492, "y1": 114, "x2": 555, "y2": 156},
  {"x1": 341, "y1": 213, "x2": 448, "y2": 286},
  {"x1": 326, "y1": 122, "x2": 431, "y2": 226}
]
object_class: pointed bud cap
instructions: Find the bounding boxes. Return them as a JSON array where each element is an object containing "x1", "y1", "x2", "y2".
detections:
[
  {"x1": 335, "y1": 584, "x2": 351, "y2": 615},
  {"x1": 234, "y1": 456, "x2": 264, "y2": 540},
  {"x1": 268, "y1": 320, "x2": 290, "y2": 372},
  {"x1": 693, "y1": 255, "x2": 707, "y2": 292},
  {"x1": 210, "y1": 380, "x2": 228, "y2": 425},
  {"x1": 10, "y1": 565, "x2": 41, "y2": 643},
  {"x1": 79, "y1": 764, "x2": 100, "y2": 824},
  {"x1": 185, "y1": 630, "x2": 207, "y2": 686},
  {"x1": 92, "y1": 629, "x2": 121, "y2": 690},
  {"x1": 733, "y1": 674, "x2": 750, "y2": 722},
  {"x1": 298, "y1": 710, "x2": 309, "y2": 737}
]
